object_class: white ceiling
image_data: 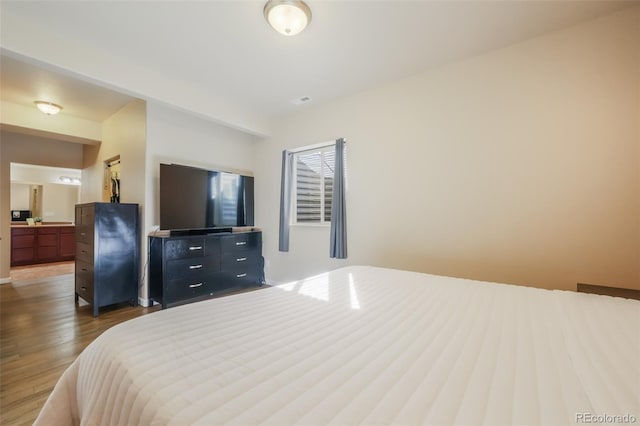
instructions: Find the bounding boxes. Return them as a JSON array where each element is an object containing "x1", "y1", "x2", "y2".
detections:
[{"x1": 0, "y1": 0, "x2": 635, "y2": 127}]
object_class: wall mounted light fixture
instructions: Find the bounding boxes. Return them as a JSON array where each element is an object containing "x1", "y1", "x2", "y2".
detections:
[{"x1": 59, "y1": 176, "x2": 81, "y2": 185}]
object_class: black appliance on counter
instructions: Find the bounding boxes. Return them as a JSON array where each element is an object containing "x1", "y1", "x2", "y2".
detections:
[{"x1": 11, "y1": 210, "x2": 32, "y2": 221}]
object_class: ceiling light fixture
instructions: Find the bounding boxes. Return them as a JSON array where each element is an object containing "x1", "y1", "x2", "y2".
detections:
[
  {"x1": 35, "y1": 101, "x2": 63, "y2": 115},
  {"x1": 59, "y1": 176, "x2": 81, "y2": 185},
  {"x1": 264, "y1": 0, "x2": 312, "y2": 36}
]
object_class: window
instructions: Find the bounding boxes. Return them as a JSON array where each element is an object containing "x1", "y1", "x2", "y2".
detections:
[{"x1": 292, "y1": 144, "x2": 346, "y2": 225}]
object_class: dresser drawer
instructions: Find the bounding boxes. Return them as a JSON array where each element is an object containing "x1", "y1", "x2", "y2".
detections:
[
  {"x1": 220, "y1": 251, "x2": 259, "y2": 272},
  {"x1": 220, "y1": 233, "x2": 260, "y2": 253},
  {"x1": 165, "y1": 277, "x2": 213, "y2": 302},
  {"x1": 60, "y1": 226, "x2": 75, "y2": 235},
  {"x1": 75, "y1": 225, "x2": 94, "y2": 244},
  {"x1": 75, "y1": 261, "x2": 95, "y2": 303},
  {"x1": 12, "y1": 247, "x2": 35, "y2": 264},
  {"x1": 12, "y1": 227, "x2": 35, "y2": 236},
  {"x1": 12, "y1": 233, "x2": 35, "y2": 249},
  {"x1": 37, "y1": 246, "x2": 58, "y2": 261},
  {"x1": 76, "y1": 205, "x2": 95, "y2": 225},
  {"x1": 165, "y1": 256, "x2": 220, "y2": 280},
  {"x1": 219, "y1": 270, "x2": 259, "y2": 288},
  {"x1": 75, "y1": 282, "x2": 94, "y2": 304},
  {"x1": 36, "y1": 227, "x2": 57, "y2": 235},
  {"x1": 76, "y1": 242, "x2": 94, "y2": 263},
  {"x1": 59, "y1": 231, "x2": 76, "y2": 258},
  {"x1": 164, "y1": 238, "x2": 220, "y2": 260},
  {"x1": 37, "y1": 231, "x2": 58, "y2": 247},
  {"x1": 76, "y1": 260, "x2": 94, "y2": 280}
]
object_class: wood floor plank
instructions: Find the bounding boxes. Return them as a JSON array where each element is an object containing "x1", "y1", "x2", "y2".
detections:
[{"x1": 0, "y1": 272, "x2": 158, "y2": 424}]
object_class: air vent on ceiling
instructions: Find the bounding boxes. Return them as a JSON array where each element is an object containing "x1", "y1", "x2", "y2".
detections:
[{"x1": 291, "y1": 96, "x2": 312, "y2": 105}]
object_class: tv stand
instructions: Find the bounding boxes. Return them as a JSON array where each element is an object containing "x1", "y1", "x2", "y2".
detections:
[
  {"x1": 169, "y1": 227, "x2": 232, "y2": 237},
  {"x1": 149, "y1": 229, "x2": 263, "y2": 309}
]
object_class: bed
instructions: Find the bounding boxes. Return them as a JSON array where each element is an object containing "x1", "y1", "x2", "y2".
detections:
[{"x1": 35, "y1": 266, "x2": 639, "y2": 425}]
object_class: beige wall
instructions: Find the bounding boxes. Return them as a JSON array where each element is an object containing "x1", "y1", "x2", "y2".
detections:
[
  {"x1": 0, "y1": 131, "x2": 84, "y2": 281},
  {"x1": 254, "y1": 7, "x2": 640, "y2": 291},
  {"x1": 142, "y1": 101, "x2": 257, "y2": 302},
  {"x1": 80, "y1": 99, "x2": 146, "y2": 300},
  {"x1": 81, "y1": 99, "x2": 146, "y2": 206}
]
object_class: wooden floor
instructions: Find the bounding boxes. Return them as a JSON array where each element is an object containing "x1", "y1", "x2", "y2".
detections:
[
  {"x1": 9, "y1": 261, "x2": 75, "y2": 281},
  {"x1": 0, "y1": 271, "x2": 159, "y2": 425}
]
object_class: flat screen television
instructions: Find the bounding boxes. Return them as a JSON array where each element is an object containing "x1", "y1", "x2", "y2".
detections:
[{"x1": 159, "y1": 163, "x2": 254, "y2": 231}]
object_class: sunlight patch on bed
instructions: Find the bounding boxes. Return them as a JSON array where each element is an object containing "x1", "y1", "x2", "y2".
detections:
[
  {"x1": 298, "y1": 273, "x2": 329, "y2": 302},
  {"x1": 348, "y1": 272, "x2": 360, "y2": 310},
  {"x1": 276, "y1": 272, "x2": 330, "y2": 302},
  {"x1": 278, "y1": 280, "x2": 300, "y2": 292}
]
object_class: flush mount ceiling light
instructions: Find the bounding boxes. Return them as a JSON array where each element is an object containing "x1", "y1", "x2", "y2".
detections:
[
  {"x1": 34, "y1": 101, "x2": 63, "y2": 115},
  {"x1": 264, "y1": 0, "x2": 312, "y2": 36}
]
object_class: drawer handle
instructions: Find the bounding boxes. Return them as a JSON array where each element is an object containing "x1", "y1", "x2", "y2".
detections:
[
  {"x1": 235, "y1": 241, "x2": 247, "y2": 246},
  {"x1": 81, "y1": 268, "x2": 87, "y2": 272},
  {"x1": 189, "y1": 264, "x2": 203, "y2": 270},
  {"x1": 236, "y1": 257, "x2": 247, "y2": 262},
  {"x1": 81, "y1": 286, "x2": 86, "y2": 291},
  {"x1": 189, "y1": 282, "x2": 204, "y2": 288},
  {"x1": 80, "y1": 232, "x2": 86, "y2": 236},
  {"x1": 189, "y1": 246, "x2": 203, "y2": 251},
  {"x1": 236, "y1": 273, "x2": 247, "y2": 278}
]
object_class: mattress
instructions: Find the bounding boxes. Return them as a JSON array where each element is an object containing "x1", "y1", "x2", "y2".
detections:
[{"x1": 35, "y1": 266, "x2": 639, "y2": 425}]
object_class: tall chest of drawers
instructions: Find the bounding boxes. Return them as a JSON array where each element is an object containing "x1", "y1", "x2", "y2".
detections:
[
  {"x1": 75, "y1": 202, "x2": 139, "y2": 317},
  {"x1": 149, "y1": 230, "x2": 263, "y2": 309}
]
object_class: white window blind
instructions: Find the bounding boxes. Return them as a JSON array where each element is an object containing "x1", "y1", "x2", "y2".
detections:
[{"x1": 293, "y1": 145, "x2": 345, "y2": 224}]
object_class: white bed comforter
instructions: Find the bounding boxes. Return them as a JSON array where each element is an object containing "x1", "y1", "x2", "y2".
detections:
[{"x1": 35, "y1": 266, "x2": 639, "y2": 425}]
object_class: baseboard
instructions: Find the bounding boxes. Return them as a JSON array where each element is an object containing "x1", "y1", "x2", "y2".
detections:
[
  {"x1": 265, "y1": 278, "x2": 283, "y2": 286},
  {"x1": 138, "y1": 297, "x2": 151, "y2": 307},
  {"x1": 0, "y1": 276, "x2": 11, "y2": 285}
]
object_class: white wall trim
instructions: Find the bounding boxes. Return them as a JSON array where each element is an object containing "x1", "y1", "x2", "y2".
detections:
[{"x1": 0, "y1": 277, "x2": 12, "y2": 284}]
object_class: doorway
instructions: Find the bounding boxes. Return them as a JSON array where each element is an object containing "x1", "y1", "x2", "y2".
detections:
[
  {"x1": 104, "y1": 156, "x2": 121, "y2": 203},
  {"x1": 9, "y1": 163, "x2": 81, "y2": 281}
]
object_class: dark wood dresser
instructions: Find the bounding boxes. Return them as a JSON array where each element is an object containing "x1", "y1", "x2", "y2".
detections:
[
  {"x1": 149, "y1": 230, "x2": 264, "y2": 309},
  {"x1": 74, "y1": 202, "x2": 139, "y2": 316}
]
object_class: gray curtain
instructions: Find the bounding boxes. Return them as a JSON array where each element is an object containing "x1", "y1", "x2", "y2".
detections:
[
  {"x1": 330, "y1": 138, "x2": 347, "y2": 259},
  {"x1": 279, "y1": 150, "x2": 293, "y2": 251}
]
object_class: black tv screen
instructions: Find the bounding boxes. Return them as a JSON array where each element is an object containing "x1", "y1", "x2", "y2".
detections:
[{"x1": 159, "y1": 163, "x2": 254, "y2": 231}]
